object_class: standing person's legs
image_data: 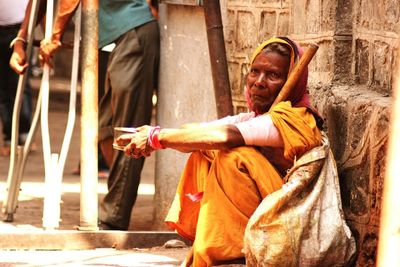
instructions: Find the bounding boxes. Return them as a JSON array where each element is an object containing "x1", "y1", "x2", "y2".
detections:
[
  {"x1": 18, "y1": 80, "x2": 32, "y2": 145},
  {"x1": 98, "y1": 21, "x2": 160, "y2": 230},
  {"x1": 0, "y1": 40, "x2": 13, "y2": 154},
  {"x1": 0, "y1": 24, "x2": 32, "y2": 155},
  {"x1": 98, "y1": 50, "x2": 110, "y2": 173},
  {"x1": 0, "y1": 27, "x2": 14, "y2": 152}
]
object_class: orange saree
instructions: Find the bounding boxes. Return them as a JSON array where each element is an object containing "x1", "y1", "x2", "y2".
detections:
[{"x1": 165, "y1": 102, "x2": 321, "y2": 266}]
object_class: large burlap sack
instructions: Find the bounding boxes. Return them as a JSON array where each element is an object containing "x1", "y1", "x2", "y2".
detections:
[{"x1": 243, "y1": 134, "x2": 356, "y2": 266}]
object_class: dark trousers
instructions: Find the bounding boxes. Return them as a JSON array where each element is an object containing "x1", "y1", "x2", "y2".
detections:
[
  {"x1": 98, "y1": 20, "x2": 160, "y2": 229},
  {"x1": 0, "y1": 24, "x2": 32, "y2": 143}
]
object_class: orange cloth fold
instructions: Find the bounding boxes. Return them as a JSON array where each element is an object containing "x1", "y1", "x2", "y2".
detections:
[{"x1": 165, "y1": 103, "x2": 321, "y2": 267}]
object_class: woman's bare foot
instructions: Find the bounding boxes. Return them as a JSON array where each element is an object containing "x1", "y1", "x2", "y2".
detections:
[{"x1": 180, "y1": 246, "x2": 194, "y2": 267}]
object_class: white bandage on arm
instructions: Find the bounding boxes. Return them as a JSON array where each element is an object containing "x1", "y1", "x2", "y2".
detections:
[{"x1": 235, "y1": 114, "x2": 284, "y2": 147}]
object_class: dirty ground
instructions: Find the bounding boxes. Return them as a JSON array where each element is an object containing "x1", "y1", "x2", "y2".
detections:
[{"x1": 0, "y1": 86, "x2": 190, "y2": 266}]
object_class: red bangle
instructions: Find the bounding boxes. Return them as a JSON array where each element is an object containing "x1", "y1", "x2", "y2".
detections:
[{"x1": 148, "y1": 126, "x2": 165, "y2": 150}]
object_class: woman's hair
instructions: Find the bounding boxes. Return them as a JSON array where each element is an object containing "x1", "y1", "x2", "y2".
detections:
[{"x1": 261, "y1": 42, "x2": 292, "y2": 61}]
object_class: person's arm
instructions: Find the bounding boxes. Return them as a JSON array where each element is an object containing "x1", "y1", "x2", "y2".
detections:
[
  {"x1": 117, "y1": 112, "x2": 286, "y2": 158},
  {"x1": 9, "y1": 0, "x2": 46, "y2": 74},
  {"x1": 116, "y1": 124, "x2": 245, "y2": 158},
  {"x1": 159, "y1": 124, "x2": 245, "y2": 151},
  {"x1": 52, "y1": 0, "x2": 80, "y2": 45},
  {"x1": 39, "y1": 0, "x2": 80, "y2": 67}
]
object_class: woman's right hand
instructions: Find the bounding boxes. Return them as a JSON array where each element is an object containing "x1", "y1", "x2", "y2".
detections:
[
  {"x1": 9, "y1": 43, "x2": 28, "y2": 75},
  {"x1": 39, "y1": 38, "x2": 62, "y2": 68},
  {"x1": 118, "y1": 126, "x2": 154, "y2": 158}
]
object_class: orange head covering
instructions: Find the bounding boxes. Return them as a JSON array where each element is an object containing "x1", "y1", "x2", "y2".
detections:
[{"x1": 245, "y1": 36, "x2": 323, "y2": 127}]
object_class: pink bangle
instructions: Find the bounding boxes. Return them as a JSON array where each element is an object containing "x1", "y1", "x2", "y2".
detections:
[{"x1": 148, "y1": 126, "x2": 165, "y2": 150}]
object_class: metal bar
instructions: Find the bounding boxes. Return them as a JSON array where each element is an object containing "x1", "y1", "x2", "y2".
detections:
[
  {"x1": 43, "y1": 153, "x2": 62, "y2": 229},
  {"x1": 377, "y1": 48, "x2": 400, "y2": 266},
  {"x1": 58, "y1": 4, "x2": 81, "y2": 178},
  {"x1": 40, "y1": 0, "x2": 53, "y2": 178},
  {"x1": 79, "y1": 0, "x2": 99, "y2": 231},
  {"x1": 203, "y1": 0, "x2": 233, "y2": 118},
  {"x1": 41, "y1": 0, "x2": 56, "y2": 229}
]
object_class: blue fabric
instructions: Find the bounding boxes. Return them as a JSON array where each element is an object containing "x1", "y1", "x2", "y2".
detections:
[{"x1": 99, "y1": 0, "x2": 155, "y2": 48}]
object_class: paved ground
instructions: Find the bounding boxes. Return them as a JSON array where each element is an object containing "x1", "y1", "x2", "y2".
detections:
[
  {"x1": 0, "y1": 88, "x2": 155, "y2": 231},
  {"x1": 0, "y1": 247, "x2": 189, "y2": 266},
  {"x1": 0, "y1": 80, "x2": 189, "y2": 266}
]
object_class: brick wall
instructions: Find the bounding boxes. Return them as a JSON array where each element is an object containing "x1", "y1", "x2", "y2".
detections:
[
  {"x1": 221, "y1": 0, "x2": 396, "y2": 266},
  {"x1": 224, "y1": 0, "x2": 291, "y2": 113},
  {"x1": 352, "y1": 0, "x2": 398, "y2": 96}
]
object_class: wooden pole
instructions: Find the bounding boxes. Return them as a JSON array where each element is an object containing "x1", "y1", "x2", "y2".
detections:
[{"x1": 271, "y1": 44, "x2": 319, "y2": 108}]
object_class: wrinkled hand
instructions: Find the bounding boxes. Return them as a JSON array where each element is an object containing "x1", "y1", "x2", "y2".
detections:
[
  {"x1": 39, "y1": 39, "x2": 61, "y2": 68},
  {"x1": 116, "y1": 126, "x2": 154, "y2": 158},
  {"x1": 9, "y1": 44, "x2": 28, "y2": 75}
]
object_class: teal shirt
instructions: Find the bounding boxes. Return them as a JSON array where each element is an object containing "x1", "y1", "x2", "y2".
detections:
[{"x1": 99, "y1": 0, "x2": 155, "y2": 48}]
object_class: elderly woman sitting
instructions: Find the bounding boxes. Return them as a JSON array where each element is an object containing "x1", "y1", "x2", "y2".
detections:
[{"x1": 116, "y1": 36, "x2": 323, "y2": 266}]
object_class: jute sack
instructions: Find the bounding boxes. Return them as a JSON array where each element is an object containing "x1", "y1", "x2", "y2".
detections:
[{"x1": 243, "y1": 134, "x2": 356, "y2": 266}]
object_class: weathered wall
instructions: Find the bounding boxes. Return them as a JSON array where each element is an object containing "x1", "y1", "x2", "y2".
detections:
[
  {"x1": 313, "y1": 86, "x2": 390, "y2": 267},
  {"x1": 352, "y1": 0, "x2": 399, "y2": 96},
  {"x1": 223, "y1": 1, "x2": 394, "y2": 266},
  {"x1": 156, "y1": 1, "x2": 396, "y2": 265}
]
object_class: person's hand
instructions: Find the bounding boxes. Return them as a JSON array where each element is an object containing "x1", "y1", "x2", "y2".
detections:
[
  {"x1": 115, "y1": 133, "x2": 135, "y2": 148},
  {"x1": 117, "y1": 126, "x2": 154, "y2": 158},
  {"x1": 146, "y1": 0, "x2": 159, "y2": 19},
  {"x1": 39, "y1": 39, "x2": 61, "y2": 68},
  {"x1": 9, "y1": 42, "x2": 28, "y2": 75}
]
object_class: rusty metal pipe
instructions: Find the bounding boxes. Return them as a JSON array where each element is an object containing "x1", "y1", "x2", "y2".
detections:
[
  {"x1": 79, "y1": 0, "x2": 99, "y2": 230},
  {"x1": 203, "y1": 0, "x2": 233, "y2": 118}
]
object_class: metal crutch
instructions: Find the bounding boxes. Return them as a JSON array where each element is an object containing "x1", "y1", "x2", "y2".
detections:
[
  {"x1": 41, "y1": 2, "x2": 81, "y2": 230},
  {"x1": 1, "y1": 0, "x2": 41, "y2": 222},
  {"x1": 1, "y1": 1, "x2": 81, "y2": 228}
]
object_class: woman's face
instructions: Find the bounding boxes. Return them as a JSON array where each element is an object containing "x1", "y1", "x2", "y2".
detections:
[{"x1": 246, "y1": 51, "x2": 290, "y2": 114}]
